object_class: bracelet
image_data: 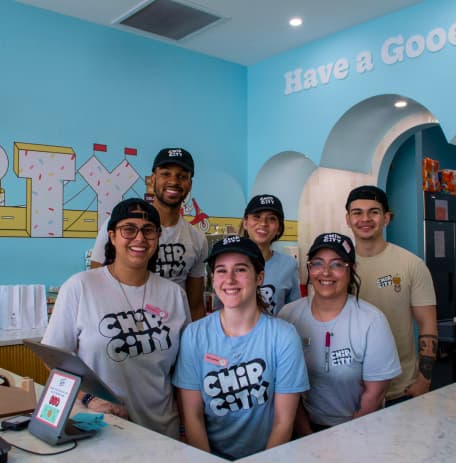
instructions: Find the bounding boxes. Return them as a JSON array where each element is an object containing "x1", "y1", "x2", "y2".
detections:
[{"x1": 81, "y1": 393, "x2": 95, "y2": 408}]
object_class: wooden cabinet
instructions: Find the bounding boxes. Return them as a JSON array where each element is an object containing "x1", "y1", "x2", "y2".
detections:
[{"x1": 0, "y1": 343, "x2": 48, "y2": 385}]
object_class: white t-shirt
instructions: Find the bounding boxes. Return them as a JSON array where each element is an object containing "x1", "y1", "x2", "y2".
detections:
[
  {"x1": 42, "y1": 266, "x2": 191, "y2": 438},
  {"x1": 279, "y1": 294, "x2": 401, "y2": 426},
  {"x1": 91, "y1": 216, "x2": 208, "y2": 289}
]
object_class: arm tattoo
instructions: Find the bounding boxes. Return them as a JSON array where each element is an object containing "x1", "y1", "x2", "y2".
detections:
[
  {"x1": 419, "y1": 356, "x2": 435, "y2": 380},
  {"x1": 418, "y1": 335, "x2": 438, "y2": 380}
]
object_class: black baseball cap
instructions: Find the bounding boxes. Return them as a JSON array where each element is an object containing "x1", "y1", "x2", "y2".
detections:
[
  {"x1": 152, "y1": 148, "x2": 194, "y2": 177},
  {"x1": 205, "y1": 235, "x2": 265, "y2": 270},
  {"x1": 244, "y1": 194, "x2": 284, "y2": 220},
  {"x1": 108, "y1": 198, "x2": 161, "y2": 231},
  {"x1": 345, "y1": 185, "x2": 389, "y2": 212},
  {"x1": 308, "y1": 232, "x2": 355, "y2": 264}
]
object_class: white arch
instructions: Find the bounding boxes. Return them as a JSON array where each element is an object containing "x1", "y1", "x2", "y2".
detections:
[
  {"x1": 298, "y1": 94, "x2": 439, "y2": 281},
  {"x1": 251, "y1": 151, "x2": 316, "y2": 220}
]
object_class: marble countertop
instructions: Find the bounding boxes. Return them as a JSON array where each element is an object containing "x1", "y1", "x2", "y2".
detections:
[
  {"x1": 3, "y1": 382, "x2": 456, "y2": 462},
  {"x1": 0, "y1": 327, "x2": 46, "y2": 346},
  {"x1": 238, "y1": 383, "x2": 456, "y2": 463}
]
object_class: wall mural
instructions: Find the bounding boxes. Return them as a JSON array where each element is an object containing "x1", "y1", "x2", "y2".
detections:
[{"x1": 0, "y1": 141, "x2": 298, "y2": 240}]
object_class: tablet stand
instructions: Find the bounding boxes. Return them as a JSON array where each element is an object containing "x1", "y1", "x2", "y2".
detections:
[{"x1": 28, "y1": 368, "x2": 96, "y2": 445}]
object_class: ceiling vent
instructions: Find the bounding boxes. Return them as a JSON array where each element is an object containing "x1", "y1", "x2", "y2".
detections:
[{"x1": 120, "y1": 0, "x2": 222, "y2": 41}]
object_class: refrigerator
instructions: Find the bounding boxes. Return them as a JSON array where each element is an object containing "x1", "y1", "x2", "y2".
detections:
[{"x1": 424, "y1": 192, "x2": 456, "y2": 320}]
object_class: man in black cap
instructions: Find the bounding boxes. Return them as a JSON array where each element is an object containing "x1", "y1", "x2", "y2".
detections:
[
  {"x1": 91, "y1": 148, "x2": 208, "y2": 321},
  {"x1": 345, "y1": 185, "x2": 437, "y2": 406}
]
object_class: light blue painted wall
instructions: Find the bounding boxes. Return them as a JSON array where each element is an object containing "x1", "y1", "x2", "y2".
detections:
[
  {"x1": 0, "y1": 0, "x2": 246, "y2": 286},
  {"x1": 386, "y1": 135, "x2": 419, "y2": 254},
  {"x1": 247, "y1": 0, "x2": 456, "y2": 191},
  {"x1": 3, "y1": 0, "x2": 456, "y2": 288}
]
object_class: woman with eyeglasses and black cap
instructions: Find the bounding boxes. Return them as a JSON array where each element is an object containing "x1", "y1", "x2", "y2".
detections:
[
  {"x1": 172, "y1": 235, "x2": 309, "y2": 460},
  {"x1": 239, "y1": 194, "x2": 301, "y2": 315},
  {"x1": 42, "y1": 198, "x2": 190, "y2": 439},
  {"x1": 279, "y1": 232, "x2": 401, "y2": 435}
]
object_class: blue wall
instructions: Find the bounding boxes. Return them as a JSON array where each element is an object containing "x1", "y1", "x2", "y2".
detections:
[
  {"x1": 0, "y1": 0, "x2": 246, "y2": 286},
  {"x1": 3, "y1": 0, "x2": 456, "y2": 287},
  {"x1": 247, "y1": 0, "x2": 456, "y2": 190},
  {"x1": 386, "y1": 135, "x2": 420, "y2": 255}
]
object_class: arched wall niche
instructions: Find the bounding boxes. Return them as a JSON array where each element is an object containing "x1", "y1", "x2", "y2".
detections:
[
  {"x1": 297, "y1": 94, "x2": 438, "y2": 282},
  {"x1": 250, "y1": 151, "x2": 316, "y2": 221}
]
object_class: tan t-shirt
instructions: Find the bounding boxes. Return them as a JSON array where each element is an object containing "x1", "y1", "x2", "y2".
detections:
[{"x1": 356, "y1": 243, "x2": 436, "y2": 400}]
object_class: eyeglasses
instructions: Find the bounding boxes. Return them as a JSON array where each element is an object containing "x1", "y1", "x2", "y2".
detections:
[
  {"x1": 116, "y1": 225, "x2": 160, "y2": 240},
  {"x1": 307, "y1": 260, "x2": 349, "y2": 275}
]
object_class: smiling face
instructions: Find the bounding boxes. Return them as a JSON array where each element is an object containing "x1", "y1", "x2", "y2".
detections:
[
  {"x1": 308, "y1": 248, "x2": 351, "y2": 301},
  {"x1": 346, "y1": 198, "x2": 391, "y2": 243},
  {"x1": 243, "y1": 211, "x2": 281, "y2": 247},
  {"x1": 212, "y1": 253, "x2": 264, "y2": 310},
  {"x1": 151, "y1": 164, "x2": 192, "y2": 209},
  {"x1": 108, "y1": 216, "x2": 160, "y2": 270}
]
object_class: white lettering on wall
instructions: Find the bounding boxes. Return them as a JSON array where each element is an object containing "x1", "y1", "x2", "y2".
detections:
[
  {"x1": 356, "y1": 51, "x2": 374, "y2": 73},
  {"x1": 427, "y1": 28, "x2": 447, "y2": 52},
  {"x1": 284, "y1": 69, "x2": 303, "y2": 95},
  {"x1": 284, "y1": 21, "x2": 456, "y2": 95},
  {"x1": 381, "y1": 35, "x2": 405, "y2": 64}
]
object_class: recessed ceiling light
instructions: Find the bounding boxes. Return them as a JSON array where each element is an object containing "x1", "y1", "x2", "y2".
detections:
[
  {"x1": 289, "y1": 17, "x2": 302, "y2": 27},
  {"x1": 394, "y1": 100, "x2": 408, "y2": 108}
]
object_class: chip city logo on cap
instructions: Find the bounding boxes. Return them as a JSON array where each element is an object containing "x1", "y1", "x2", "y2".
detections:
[
  {"x1": 168, "y1": 148, "x2": 185, "y2": 157},
  {"x1": 322, "y1": 233, "x2": 343, "y2": 243},
  {"x1": 153, "y1": 147, "x2": 194, "y2": 176},
  {"x1": 259, "y1": 195, "x2": 276, "y2": 205},
  {"x1": 244, "y1": 194, "x2": 284, "y2": 219},
  {"x1": 321, "y1": 233, "x2": 353, "y2": 255},
  {"x1": 223, "y1": 235, "x2": 241, "y2": 245}
]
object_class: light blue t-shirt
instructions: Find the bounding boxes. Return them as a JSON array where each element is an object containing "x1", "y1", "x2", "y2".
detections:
[
  {"x1": 172, "y1": 311, "x2": 309, "y2": 460},
  {"x1": 260, "y1": 251, "x2": 300, "y2": 315},
  {"x1": 279, "y1": 294, "x2": 401, "y2": 426}
]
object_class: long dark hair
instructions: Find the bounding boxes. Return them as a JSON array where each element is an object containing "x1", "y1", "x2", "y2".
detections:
[{"x1": 347, "y1": 262, "x2": 361, "y2": 300}]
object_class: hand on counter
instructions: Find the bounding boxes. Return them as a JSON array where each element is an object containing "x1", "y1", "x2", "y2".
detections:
[
  {"x1": 404, "y1": 374, "x2": 431, "y2": 397},
  {"x1": 87, "y1": 397, "x2": 129, "y2": 419}
]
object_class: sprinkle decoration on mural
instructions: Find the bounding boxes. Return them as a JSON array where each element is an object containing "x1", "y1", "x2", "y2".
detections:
[{"x1": 0, "y1": 142, "x2": 212, "y2": 238}]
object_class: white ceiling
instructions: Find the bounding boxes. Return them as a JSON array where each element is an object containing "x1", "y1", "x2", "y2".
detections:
[{"x1": 16, "y1": 0, "x2": 424, "y2": 65}]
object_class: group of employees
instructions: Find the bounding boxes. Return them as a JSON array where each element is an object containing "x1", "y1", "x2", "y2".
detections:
[{"x1": 42, "y1": 148, "x2": 438, "y2": 460}]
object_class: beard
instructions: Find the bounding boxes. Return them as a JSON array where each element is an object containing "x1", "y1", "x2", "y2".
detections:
[{"x1": 153, "y1": 181, "x2": 187, "y2": 209}]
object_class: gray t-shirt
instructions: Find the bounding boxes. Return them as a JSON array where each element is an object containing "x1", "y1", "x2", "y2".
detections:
[
  {"x1": 91, "y1": 216, "x2": 208, "y2": 289},
  {"x1": 43, "y1": 266, "x2": 191, "y2": 437},
  {"x1": 279, "y1": 294, "x2": 401, "y2": 426}
]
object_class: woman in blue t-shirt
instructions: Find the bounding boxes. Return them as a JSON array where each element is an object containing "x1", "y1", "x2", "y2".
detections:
[
  {"x1": 239, "y1": 194, "x2": 301, "y2": 315},
  {"x1": 173, "y1": 236, "x2": 309, "y2": 460}
]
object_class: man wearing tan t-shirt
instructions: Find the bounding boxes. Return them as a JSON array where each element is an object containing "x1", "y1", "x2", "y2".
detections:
[{"x1": 345, "y1": 185, "x2": 437, "y2": 406}]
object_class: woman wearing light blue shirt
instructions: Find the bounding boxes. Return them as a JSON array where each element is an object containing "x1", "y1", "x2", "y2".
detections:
[
  {"x1": 239, "y1": 194, "x2": 301, "y2": 315},
  {"x1": 173, "y1": 236, "x2": 309, "y2": 460}
]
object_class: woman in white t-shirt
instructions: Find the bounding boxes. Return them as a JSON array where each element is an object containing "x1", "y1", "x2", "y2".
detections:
[
  {"x1": 42, "y1": 198, "x2": 190, "y2": 438},
  {"x1": 279, "y1": 232, "x2": 401, "y2": 434}
]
